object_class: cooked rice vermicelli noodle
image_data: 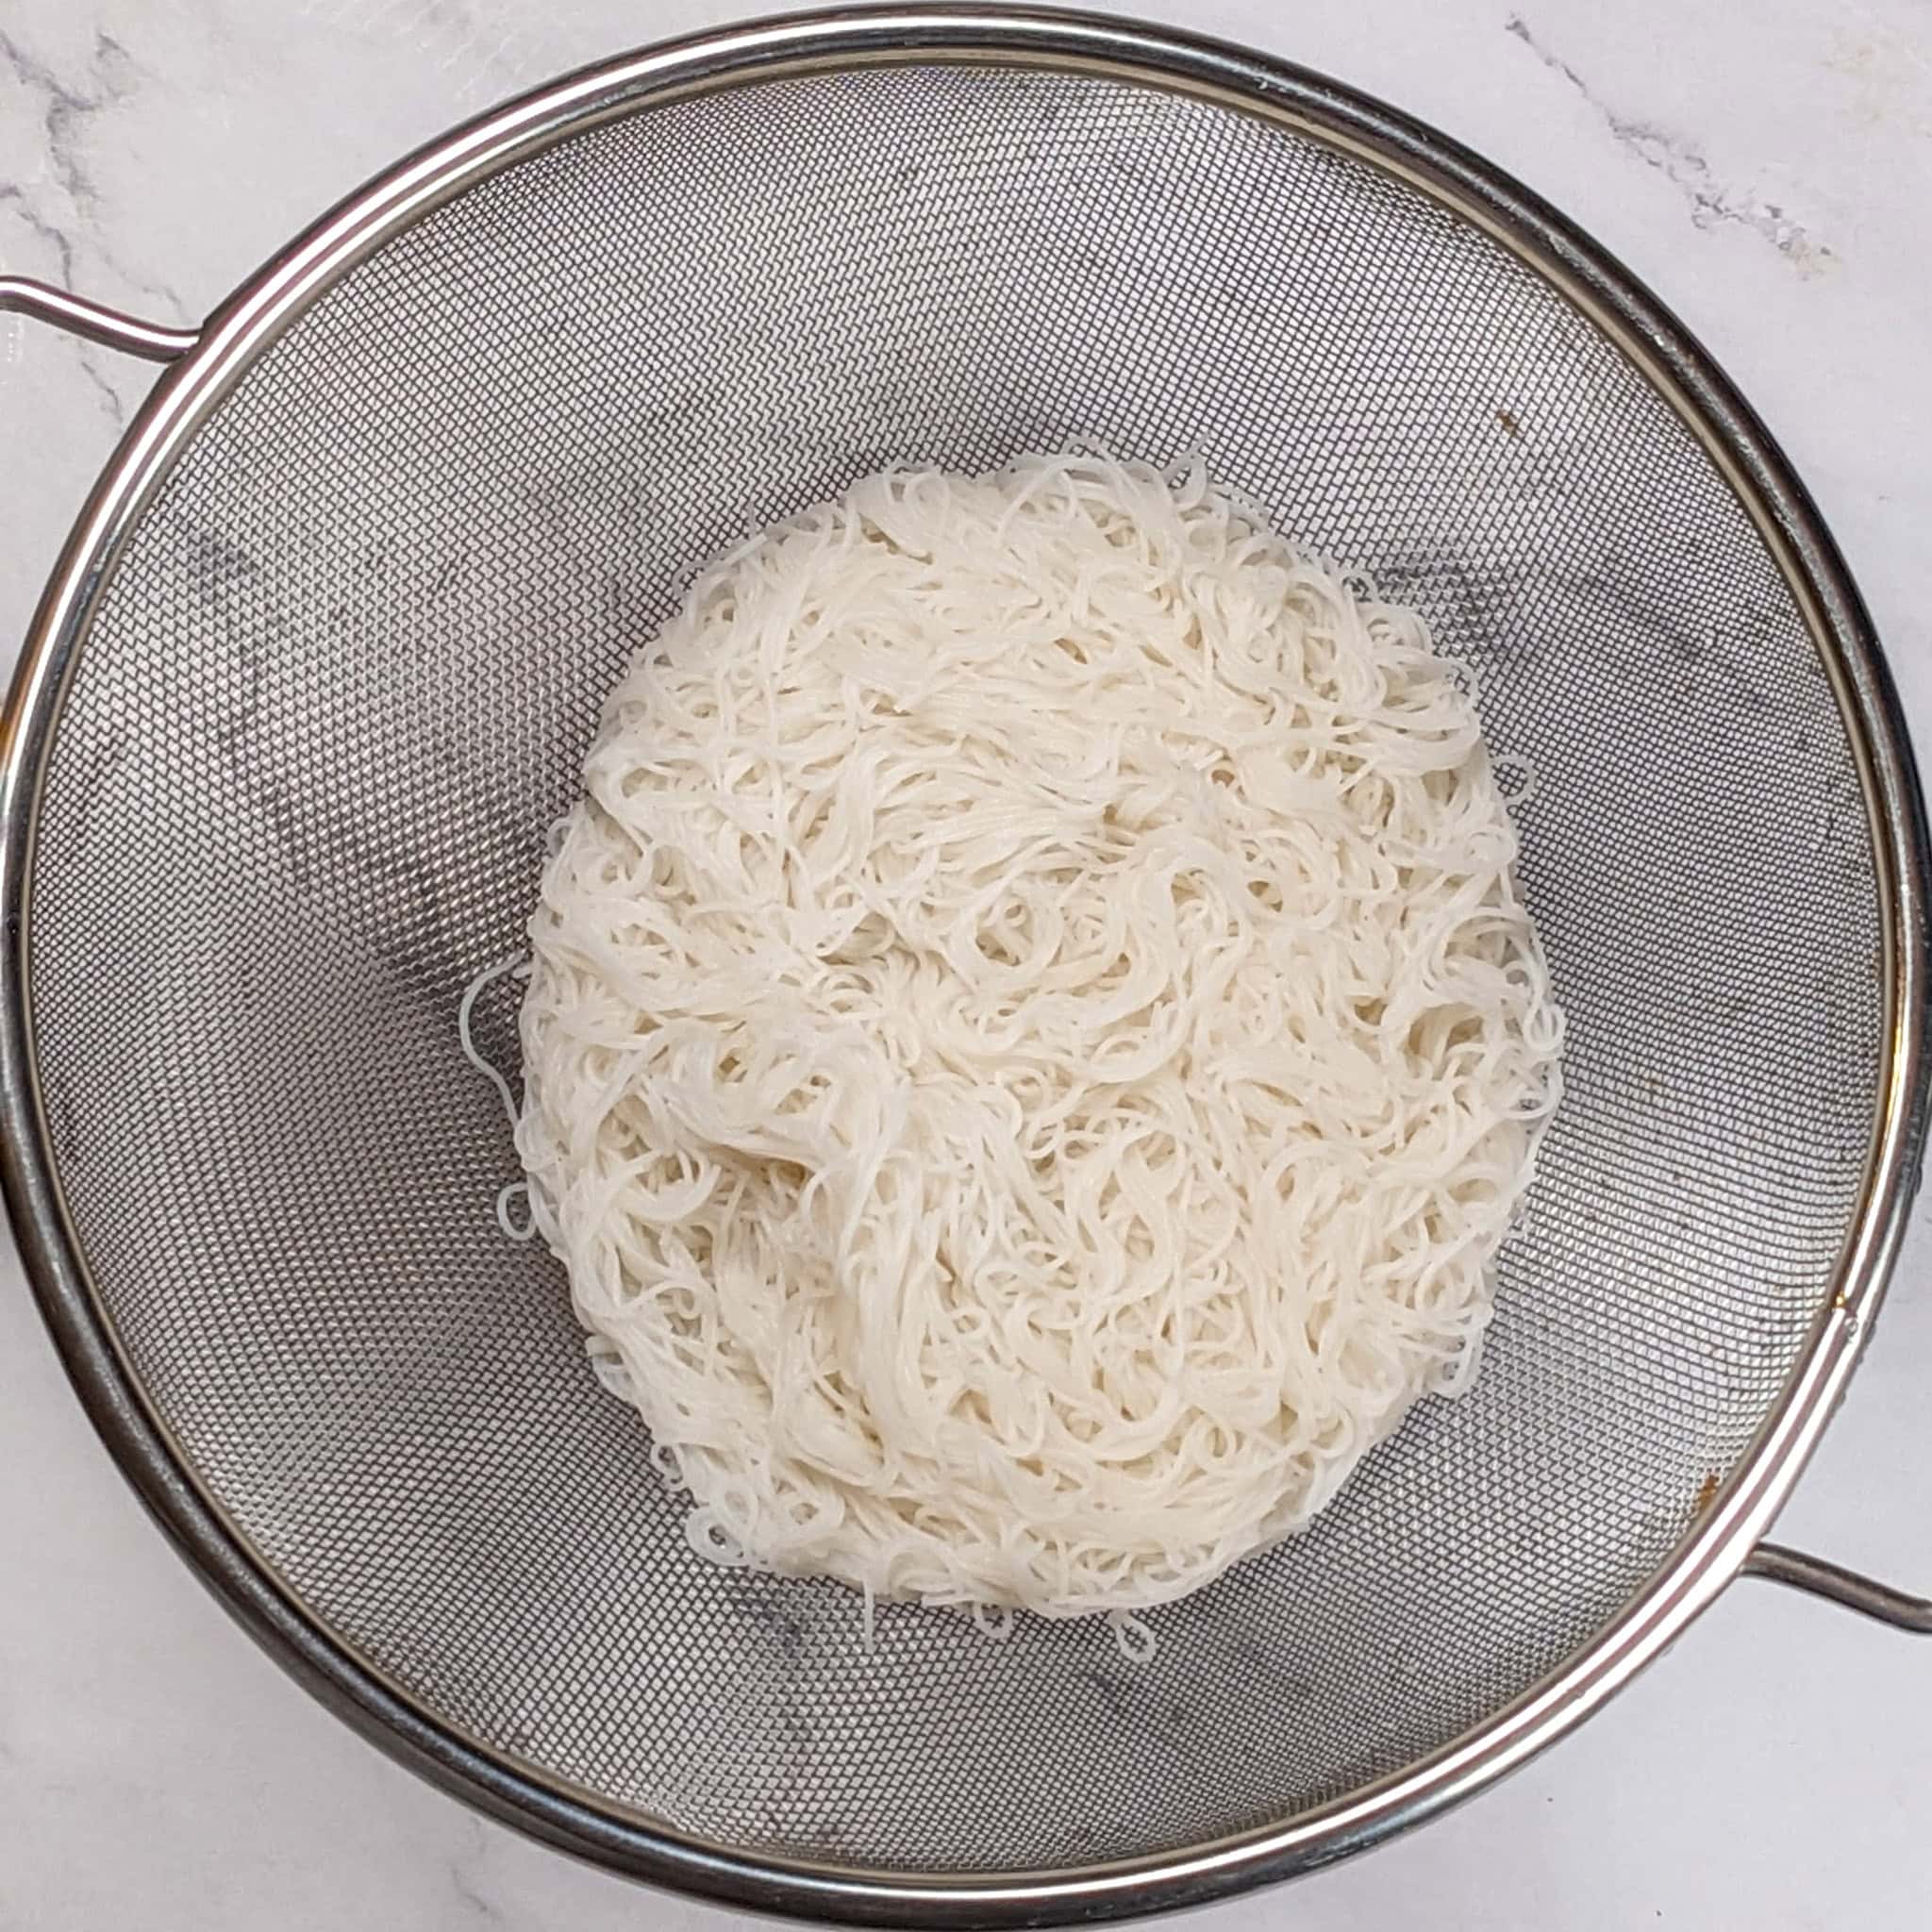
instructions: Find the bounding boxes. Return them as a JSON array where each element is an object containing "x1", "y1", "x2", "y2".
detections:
[{"x1": 508, "y1": 452, "x2": 1563, "y2": 1647}]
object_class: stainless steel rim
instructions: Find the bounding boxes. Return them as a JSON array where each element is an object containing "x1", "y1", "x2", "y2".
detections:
[{"x1": 3, "y1": 8, "x2": 1925, "y2": 1923}]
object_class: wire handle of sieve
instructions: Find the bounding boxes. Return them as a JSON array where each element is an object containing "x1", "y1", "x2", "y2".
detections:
[
  {"x1": 1743, "y1": 1543, "x2": 1932, "y2": 1633},
  {"x1": 0, "y1": 277, "x2": 199, "y2": 363}
]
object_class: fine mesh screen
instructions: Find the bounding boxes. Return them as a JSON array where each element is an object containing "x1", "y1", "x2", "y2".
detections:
[{"x1": 25, "y1": 62, "x2": 1883, "y2": 1874}]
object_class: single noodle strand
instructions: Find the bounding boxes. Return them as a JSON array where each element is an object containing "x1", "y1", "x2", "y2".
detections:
[{"x1": 458, "y1": 953, "x2": 537, "y2": 1242}]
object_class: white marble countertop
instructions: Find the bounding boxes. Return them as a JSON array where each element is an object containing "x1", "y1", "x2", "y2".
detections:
[{"x1": 4, "y1": 1, "x2": 1931, "y2": 1925}]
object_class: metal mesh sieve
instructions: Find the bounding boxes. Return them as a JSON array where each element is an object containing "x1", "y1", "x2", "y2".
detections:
[{"x1": 3, "y1": 10, "x2": 1926, "y2": 1923}]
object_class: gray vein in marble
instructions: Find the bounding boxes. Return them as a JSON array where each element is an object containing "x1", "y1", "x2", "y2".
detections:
[
  {"x1": 0, "y1": 22, "x2": 189, "y2": 327},
  {"x1": 447, "y1": 1862, "x2": 508, "y2": 1927},
  {"x1": 1506, "y1": 14, "x2": 1833, "y2": 274},
  {"x1": 0, "y1": 26, "x2": 130, "y2": 225},
  {"x1": 305, "y1": 0, "x2": 553, "y2": 104},
  {"x1": 0, "y1": 25, "x2": 175, "y2": 426},
  {"x1": 0, "y1": 180, "x2": 76, "y2": 290},
  {"x1": 0, "y1": 221, "x2": 124, "y2": 425},
  {"x1": 446, "y1": 1818, "x2": 508, "y2": 1927},
  {"x1": 67, "y1": 348, "x2": 128, "y2": 426},
  {"x1": 0, "y1": 174, "x2": 130, "y2": 426}
]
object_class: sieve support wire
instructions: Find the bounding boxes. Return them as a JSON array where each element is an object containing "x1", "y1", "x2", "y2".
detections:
[
  {"x1": 0, "y1": 277, "x2": 200, "y2": 363},
  {"x1": 1744, "y1": 1544, "x2": 1932, "y2": 1633}
]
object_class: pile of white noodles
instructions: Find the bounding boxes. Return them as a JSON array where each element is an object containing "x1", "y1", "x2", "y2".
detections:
[{"x1": 512, "y1": 451, "x2": 1563, "y2": 1649}]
